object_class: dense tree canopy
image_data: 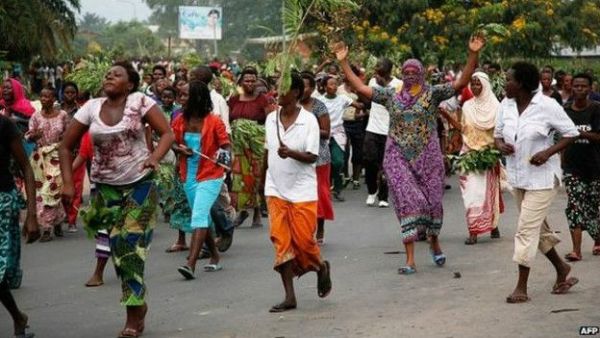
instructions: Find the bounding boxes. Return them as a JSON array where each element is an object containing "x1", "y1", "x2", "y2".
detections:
[{"x1": 0, "y1": 0, "x2": 80, "y2": 61}]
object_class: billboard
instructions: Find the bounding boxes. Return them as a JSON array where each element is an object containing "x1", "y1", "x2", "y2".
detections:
[{"x1": 178, "y1": 6, "x2": 222, "y2": 40}]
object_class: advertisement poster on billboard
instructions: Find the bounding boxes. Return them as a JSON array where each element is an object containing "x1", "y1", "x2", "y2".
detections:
[{"x1": 179, "y1": 6, "x2": 222, "y2": 40}]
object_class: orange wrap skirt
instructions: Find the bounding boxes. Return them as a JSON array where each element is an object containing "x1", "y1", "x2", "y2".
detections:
[{"x1": 267, "y1": 196, "x2": 322, "y2": 276}]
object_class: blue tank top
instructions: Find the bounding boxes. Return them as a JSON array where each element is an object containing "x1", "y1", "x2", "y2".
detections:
[{"x1": 184, "y1": 132, "x2": 201, "y2": 184}]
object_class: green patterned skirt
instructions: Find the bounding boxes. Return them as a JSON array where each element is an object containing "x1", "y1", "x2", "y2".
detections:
[
  {"x1": 81, "y1": 175, "x2": 158, "y2": 306},
  {"x1": 156, "y1": 163, "x2": 191, "y2": 230},
  {"x1": 0, "y1": 189, "x2": 25, "y2": 289}
]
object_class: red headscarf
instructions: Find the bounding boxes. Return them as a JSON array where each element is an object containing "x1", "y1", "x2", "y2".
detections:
[{"x1": 0, "y1": 78, "x2": 35, "y2": 117}]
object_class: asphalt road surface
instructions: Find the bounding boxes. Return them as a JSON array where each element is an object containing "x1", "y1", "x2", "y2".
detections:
[{"x1": 1, "y1": 177, "x2": 598, "y2": 338}]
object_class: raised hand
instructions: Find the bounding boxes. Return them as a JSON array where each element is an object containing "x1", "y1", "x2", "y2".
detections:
[
  {"x1": 332, "y1": 42, "x2": 349, "y2": 61},
  {"x1": 468, "y1": 32, "x2": 486, "y2": 53}
]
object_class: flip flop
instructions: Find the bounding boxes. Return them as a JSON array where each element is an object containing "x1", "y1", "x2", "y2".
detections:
[
  {"x1": 165, "y1": 244, "x2": 189, "y2": 253},
  {"x1": 85, "y1": 281, "x2": 104, "y2": 287},
  {"x1": 593, "y1": 246, "x2": 600, "y2": 256},
  {"x1": 177, "y1": 265, "x2": 195, "y2": 280},
  {"x1": 552, "y1": 277, "x2": 579, "y2": 294},
  {"x1": 398, "y1": 266, "x2": 416, "y2": 275},
  {"x1": 464, "y1": 237, "x2": 477, "y2": 245},
  {"x1": 564, "y1": 252, "x2": 582, "y2": 262},
  {"x1": 118, "y1": 327, "x2": 140, "y2": 338},
  {"x1": 203, "y1": 264, "x2": 223, "y2": 272},
  {"x1": 506, "y1": 294, "x2": 530, "y2": 303},
  {"x1": 317, "y1": 261, "x2": 332, "y2": 298},
  {"x1": 269, "y1": 303, "x2": 297, "y2": 313},
  {"x1": 431, "y1": 251, "x2": 446, "y2": 266}
]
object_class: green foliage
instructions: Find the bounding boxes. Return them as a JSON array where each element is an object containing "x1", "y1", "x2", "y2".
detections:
[
  {"x1": 334, "y1": 0, "x2": 600, "y2": 66},
  {"x1": 65, "y1": 56, "x2": 112, "y2": 96},
  {"x1": 80, "y1": 192, "x2": 122, "y2": 239},
  {"x1": 448, "y1": 146, "x2": 502, "y2": 175},
  {"x1": 181, "y1": 52, "x2": 204, "y2": 70},
  {"x1": 0, "y1": 0, "x2": 80, "y2": 62},
  {"x1": 277, "y1": 0, "x2": 359, "y2": 94}
]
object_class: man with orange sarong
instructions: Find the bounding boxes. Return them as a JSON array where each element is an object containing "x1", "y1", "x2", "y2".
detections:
[{"x1": 261, "y1": 72, "x2": 332, "y2": 313}]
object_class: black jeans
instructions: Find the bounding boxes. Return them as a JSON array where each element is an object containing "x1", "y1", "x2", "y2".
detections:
[{"x1": 363, "y1": 131, "x2": 388, "y2": 201}]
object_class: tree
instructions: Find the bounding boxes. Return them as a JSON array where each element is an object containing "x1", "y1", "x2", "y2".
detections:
[
  {"x1": 79, "y1": 12, "x2": 110, "y2": 34},
  {"x1": 0, "y1": 0, "x2": 80, "y2": 61}
]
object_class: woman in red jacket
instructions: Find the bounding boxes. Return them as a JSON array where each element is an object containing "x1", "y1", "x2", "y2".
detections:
[{"x1": 172, "y1": 80, "x2": 231, "y2": 280}]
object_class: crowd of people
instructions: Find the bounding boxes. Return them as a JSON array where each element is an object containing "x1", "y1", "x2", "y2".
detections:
[{"x1": 2, "y1": 32, "x2": 600, "y2": 337}]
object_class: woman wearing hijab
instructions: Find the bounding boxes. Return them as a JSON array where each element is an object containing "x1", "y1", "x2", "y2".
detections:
[
  {"x1": 334, "y1": 34, "x2": 485, "y2": 274},
  {"x1": 1, "y1": 79, "x2": 36, "y2": 156},
  {"x1": 459, "y1": 72, "x2": 503, "y2": 244}
]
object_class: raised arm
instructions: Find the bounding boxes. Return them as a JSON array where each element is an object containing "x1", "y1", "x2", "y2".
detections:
[
  {"x1": 333, "y1": 44, "x2": 373, "y2": 100},
  {"x1": 453, "y1": 33, "x2": 485, "y2": 91}
]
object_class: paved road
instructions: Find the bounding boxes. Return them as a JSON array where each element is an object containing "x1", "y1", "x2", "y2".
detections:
[{"x1": 1, "y1": 177, "x2": 598, "y2": 338}]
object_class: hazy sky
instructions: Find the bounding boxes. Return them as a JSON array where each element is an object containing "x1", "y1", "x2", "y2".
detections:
[{"x1": 79, "y1": 0, "x2": 152, "y2": 22}]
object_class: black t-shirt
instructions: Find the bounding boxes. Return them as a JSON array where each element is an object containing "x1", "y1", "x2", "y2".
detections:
[
  {"x1": 0, "y1": 116, "x2": 20, "y2": 192},
  {"x1": 563, "y1": 101, "x2": 600, "y2": 178}
]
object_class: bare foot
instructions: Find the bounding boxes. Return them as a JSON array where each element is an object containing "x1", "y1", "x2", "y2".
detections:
[
  {"x1": 555, "y1": 263, "x2": 571, "y2": 287},
  {"x1": 85, "y1": 275, "x2": 104, "y2": 287}
]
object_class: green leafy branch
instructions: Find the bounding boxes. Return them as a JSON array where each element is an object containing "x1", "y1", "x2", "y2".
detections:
[
  {"x1": 277, "y1": 0, "x2": 359, "y2": 94},
  {"x1": 447, "y1": 146, "x2": 502, "y2": 175}
]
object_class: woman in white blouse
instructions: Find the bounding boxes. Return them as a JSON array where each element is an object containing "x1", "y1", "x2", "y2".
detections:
[{"x1": 494, "y1": 62, "x2": 579, "y2": 304}]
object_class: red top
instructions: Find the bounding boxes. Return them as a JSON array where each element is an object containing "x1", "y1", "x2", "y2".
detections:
[
  {"x1": 172, "y1": 114, "x2": 230, "y2": 182},
  {"x1": 460, "y1": 87, "x2": 474, "y2": 104},
  {"x1": 228, "y1": 94, "x2": 269, "y2": 124},
  {"x1": 79, "y1": 132, "x2": 93, "y2": 161}
]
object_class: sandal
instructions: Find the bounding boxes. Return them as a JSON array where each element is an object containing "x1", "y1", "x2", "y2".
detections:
[
  {"x1": 552, "y1": 277, "x2": 579, "y2": 294},
  {"x1": 593, "y1": 246, "x2": 600, "y2": 256},
  {"x1": 269, "y1": 302, "x2": 297, "y2": 313},
  {"x1": 398, "y1": 266, "x2": 416, "y2": 275},
  {"x1": 203, "y1": 264, "x2": 223, "y2": 272},
  {"x1": 431, "y1": 251, "x2": 446, "y2": 267},
  {"x1": 177, "y1": 265, "x2": 195, "y2": 280},
  {"x1": 317, "y1": 261, "x2": 332, "y2": 298},
  {"x1": 506, "y1": 294, "x2": 530, "y2": 303},
  {"x1": 464, "y1": 237, "x2": 477, "y2": 245},
  {"x1": 118, "y1": 328, "x2": 140, "y2": 338},
  {"x1": 564, "y1": 252, "x2": 582, "y2": 262},
  {"x1": 165, "y1": 244, "x2": 189, "y2": 253}
]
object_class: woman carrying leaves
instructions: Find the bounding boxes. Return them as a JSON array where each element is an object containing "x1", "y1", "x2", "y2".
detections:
[
  {"x1": 457, "y1": 72, "x2": 504, "y2": 245},
  {"x1": 334, "y1": 34, "x2": 485, "y2": 274},
  {"x1": 59, "y1": 61, "x2": 174, "y2": 337},
  {"x1": 228, "y1": 67, "x2": 272, "y2": 228}
]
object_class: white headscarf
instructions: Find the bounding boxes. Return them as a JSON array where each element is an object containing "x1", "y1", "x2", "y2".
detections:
[{"x1": 462, "y1": 72, "x2": 499, "y2": 130}]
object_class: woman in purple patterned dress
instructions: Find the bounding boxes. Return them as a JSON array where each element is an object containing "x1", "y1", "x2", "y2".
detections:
[{"x1": 334, "y1": 35, "x2": 485, "y2": 274}]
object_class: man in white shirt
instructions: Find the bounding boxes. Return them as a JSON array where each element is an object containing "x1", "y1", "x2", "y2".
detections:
[
  {"x1": 364, "y1": 58, "x2": 402, "y2": 207},
  {"x1": 261, "y1": 73, "x2": 331, "y2": 313},
  {"x1": 494, "y1": 62, "x2": 579, "y2": 304}
]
